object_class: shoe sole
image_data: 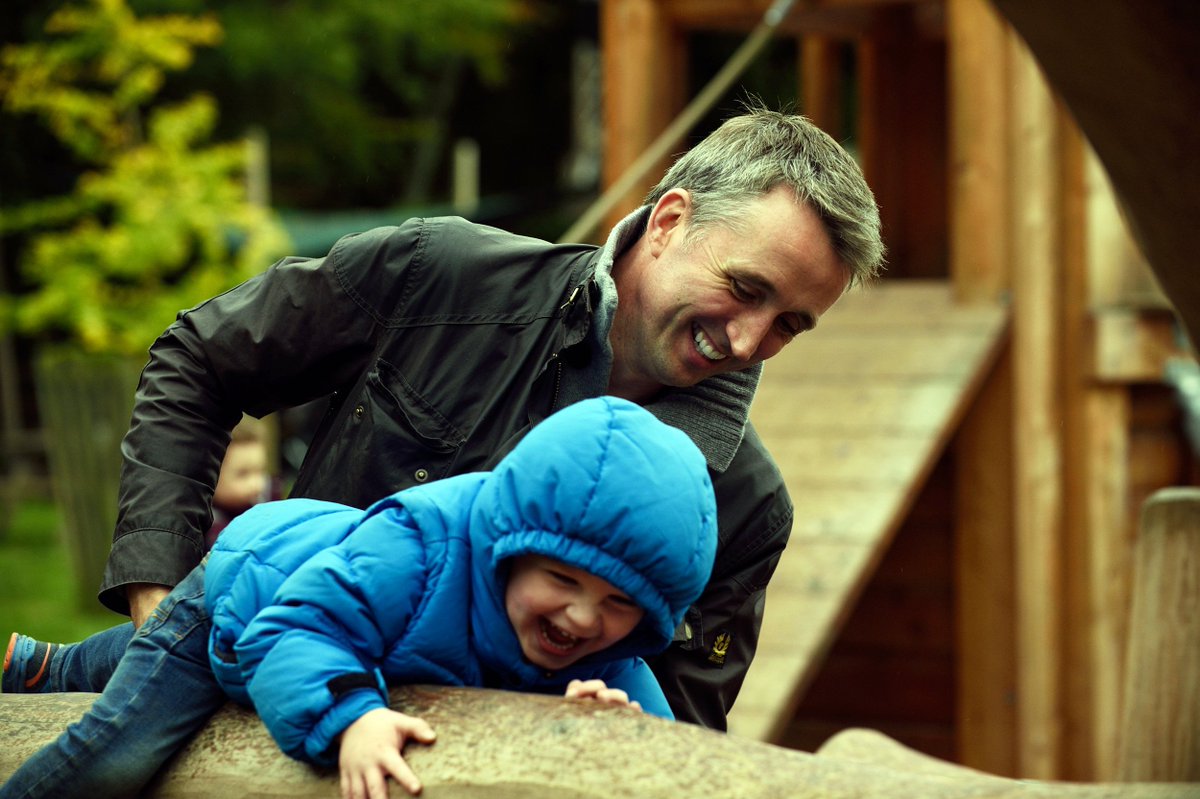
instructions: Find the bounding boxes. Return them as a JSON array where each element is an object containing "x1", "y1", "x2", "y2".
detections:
[{"x1": 25, "y1": 642, "x2": 52, "y2": 690}]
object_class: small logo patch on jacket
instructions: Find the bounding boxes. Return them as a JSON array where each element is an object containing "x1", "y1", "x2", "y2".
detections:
[{"x1": 707, "y1": 631, "x2": 732, "y2": 666}]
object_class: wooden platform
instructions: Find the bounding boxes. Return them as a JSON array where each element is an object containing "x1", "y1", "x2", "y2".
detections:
[{"x1": 727, "y1": 279, "x2": 1009, "y2": 743}]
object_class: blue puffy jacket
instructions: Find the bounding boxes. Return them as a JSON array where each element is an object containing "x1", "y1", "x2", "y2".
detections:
[{"x1": 204, "y1": 396, "x2": 717, "y2": 764}]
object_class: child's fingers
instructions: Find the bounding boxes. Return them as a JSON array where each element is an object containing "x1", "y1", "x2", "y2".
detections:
[
  {"x1": 380, "y1": 750, "x2": 423, "y2": 796},
  {"x1": 564, "y1": 678, "x2": 607, "y2": 699},
  {"x1": 595, "y1": 687, "x2": 632, "y2": 705},
  {"x1": 397, "y1": 714, "x2": 437, "y2": 744}
]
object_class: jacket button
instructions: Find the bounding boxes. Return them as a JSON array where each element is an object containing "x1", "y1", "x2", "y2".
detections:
[
  {"x1": 354, "y1": 404, "x2": 364, "y2": 419},
  {"x1": 414, "y1": 468, "x2": 429, "y2": 482}
]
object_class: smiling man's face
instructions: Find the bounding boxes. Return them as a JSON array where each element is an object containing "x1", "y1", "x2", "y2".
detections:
[{"x1": 609, "y1": 186, "x2": 849, "y2": 400}]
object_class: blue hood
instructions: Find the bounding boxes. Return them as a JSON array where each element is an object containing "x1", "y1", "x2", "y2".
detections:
[{"x1": 465, "y1": 396, "x2": 717, "y2": 673}]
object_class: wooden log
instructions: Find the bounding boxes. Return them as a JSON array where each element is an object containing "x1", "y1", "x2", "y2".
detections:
[
  {"x1": 1116, "y1": 487, "x2": 1200, "y2": 782},
  {"x1": 1, "y1": 686, "x2": 1196, "y2": 797}
]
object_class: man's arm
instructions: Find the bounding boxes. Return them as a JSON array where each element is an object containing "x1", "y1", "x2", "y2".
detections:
[
  {"x1": 647, "y1": 422, "x2": 792, "y2": 729},
  {"x1": 101, "y1": 223, "x2": 428, "y2": 615}
]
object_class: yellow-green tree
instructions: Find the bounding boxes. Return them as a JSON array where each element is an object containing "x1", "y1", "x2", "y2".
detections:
[{"x1": 0, "y1": 0, "x2": 289, "y2": 356}]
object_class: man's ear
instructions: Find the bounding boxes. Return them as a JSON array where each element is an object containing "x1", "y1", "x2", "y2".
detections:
[{"x1": 645, "y1": 189, "x2": 691, "y2": 257}]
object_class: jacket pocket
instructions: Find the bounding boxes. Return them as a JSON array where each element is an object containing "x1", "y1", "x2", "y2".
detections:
[{"x1": 347, "y1": 358, "x2": 466, "y2": 500}]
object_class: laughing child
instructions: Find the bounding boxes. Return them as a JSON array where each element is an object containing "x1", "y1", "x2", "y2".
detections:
[{"x1": 1, "y1": 396, "x2": 717, "y2": 798}]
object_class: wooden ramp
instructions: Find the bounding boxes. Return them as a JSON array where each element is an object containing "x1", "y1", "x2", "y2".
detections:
[{"x1": 727, "y1": 280, "x2": 1009, "y2": 743}]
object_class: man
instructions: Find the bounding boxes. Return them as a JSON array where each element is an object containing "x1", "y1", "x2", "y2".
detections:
[{"x1": 4, "y1": 107, "x2": 884, "y2": 728}]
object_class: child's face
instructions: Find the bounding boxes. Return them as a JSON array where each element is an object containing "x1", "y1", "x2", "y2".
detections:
[
  {"x1": 213, "y1": 440, "x2": 268, "y2": 513},
  {"x1": 504, "y1": 554, "x2": 645, "y2": 670}
]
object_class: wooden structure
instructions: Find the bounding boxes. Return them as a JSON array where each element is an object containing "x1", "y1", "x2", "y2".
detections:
[
  {"x1": 600, "y1": 0, "x2": 1199, "y2": 783},
  {"x1": 1, "y1": 687, "x2": 1195, "y2": 797}
]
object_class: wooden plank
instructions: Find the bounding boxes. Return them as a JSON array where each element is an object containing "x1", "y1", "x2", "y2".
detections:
[
  {"x1": 727, "y1": 282, "x2": 1008, "y2": 743},
  {"x1": 800, "y1": 36, "x2": 845, "y2": 139},
  {"x1": 753, "y1": 382, "x2": 972, "y2": 435},
  {"x1": 955, "y1": 339, "x2": 1017, "y2": 775},
  {"x1": 1082, "y1": 388, "x2": 1133, "y2": 781},
  {"x1": 1092, "y1": 309, "x2": 1191, "y2": 383},
  {"x1": 947, "y1": 0, "x2": 1010, "y2": 302},
  {"x1": 1116, "y1": 488, "x2": 1200, "y2": 781},
  {"x1": 1060, "y1": 114, "x2": 1097, "y2": 781},
  {"x1": 1008, "y1": 33, "x2": 1064, "y2": 779},
  {"x1": 857, "y1": 5, "x2": 949, "y2": 279},
  {"x1": 600, "y1": 0, "x2": 686, "y2": 236},
  {"x1": 762, "y1": 332, "x2": 1006, "y2": 380}
]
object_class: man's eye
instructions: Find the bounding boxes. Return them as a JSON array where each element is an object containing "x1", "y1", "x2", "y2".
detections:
[
  {"x1": 730, "y1": 278, "x2": 755, "y2": 301},
  {"x1": 608, "y1": 595, "x2": 638, "y2": 609}
]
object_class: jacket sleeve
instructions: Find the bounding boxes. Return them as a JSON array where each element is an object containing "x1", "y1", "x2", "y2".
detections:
[
  {"x1": 233, "y1": 512, "x2": 427, "y2": 765},
  {"x1": 100, "y1": 222, "x2": 427, "y2": 614},
  {"x1": 646, "y1": 422, "x2": 791, "y2": 730}
]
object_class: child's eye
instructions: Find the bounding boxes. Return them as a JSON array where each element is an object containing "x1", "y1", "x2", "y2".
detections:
[
  {"x1": 608, "y1": 594, "x2": 638, "y2": 610},
  {"x1": 547, "y1": 569, "x2": 577, "y2": 586}
]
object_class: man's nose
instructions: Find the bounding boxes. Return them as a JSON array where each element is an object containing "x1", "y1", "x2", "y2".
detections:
[{"x1": 728, "y1": 313, "x2": 774, "y2": 361}]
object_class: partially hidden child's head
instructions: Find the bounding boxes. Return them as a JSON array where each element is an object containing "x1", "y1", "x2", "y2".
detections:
[
  {"x1": 470, "y1": 396, "x2": 718, "y2": 671},
  {"x1": 214, "y1": 416, "x2": 270, "y2": 514}
]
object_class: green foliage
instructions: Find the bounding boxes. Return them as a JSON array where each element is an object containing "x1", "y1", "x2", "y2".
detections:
[
  {"x1": 0, "y1": 0, "x2": 290, "y2": 355},
  {"x1": 136, "y1": 0, "x2": 535, "y2": 207}
]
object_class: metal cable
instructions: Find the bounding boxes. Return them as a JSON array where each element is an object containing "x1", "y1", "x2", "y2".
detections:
[{"x1": 557, "y1": 0, "x2": 799, "y2": 244}]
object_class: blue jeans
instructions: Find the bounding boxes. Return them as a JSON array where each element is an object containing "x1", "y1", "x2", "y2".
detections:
[
  {"x1": 45, "y1": 623, "x2": 133, "y2": 693},
  {"x1": 1, "y1": 566, "x2": 225, "y2": 799}
]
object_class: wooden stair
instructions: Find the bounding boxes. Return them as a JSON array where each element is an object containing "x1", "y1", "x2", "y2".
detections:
[{"x1": 728, "y1": 279, "x2": 1009, "y2": 742}]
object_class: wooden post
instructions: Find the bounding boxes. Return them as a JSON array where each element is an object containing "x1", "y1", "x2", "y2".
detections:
[
  {"x1": 1008, "y1": 32, "x2": 1064, "y2": 779},
  {"x1": 947, "y1": 0, "x2": 1010, "y2": 303},
  {"x1": 600, "y1": 0, "x2": 686, "y2": 238},
  {"x1": 1116, "y1": 488, "x2": 1200, "y2": 782},
  {"x1": 955, "y1": 338, "x2": 1019, "y2": 776},
  {"x1": 800, "y1": 36, "x2": 843, "y2": 140}
]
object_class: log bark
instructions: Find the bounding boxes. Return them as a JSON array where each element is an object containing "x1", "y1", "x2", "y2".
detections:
[{"x1": 1, "y1": 686, "x2": 1195, "y2": 797}]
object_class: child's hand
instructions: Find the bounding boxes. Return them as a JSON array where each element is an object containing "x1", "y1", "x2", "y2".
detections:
[
  {"x1": 339, "y1": 707, "x2": 437, "y2": 798},
  {"x1": 563, "y1": 678, "x2": 643, "y2": 712}
]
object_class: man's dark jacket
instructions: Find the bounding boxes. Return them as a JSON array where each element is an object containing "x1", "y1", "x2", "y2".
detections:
[{"x1": 102, "y1": 216, "x2": 793, "y2": 729}]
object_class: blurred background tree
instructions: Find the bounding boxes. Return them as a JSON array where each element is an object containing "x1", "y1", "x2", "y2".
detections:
[
  {"x1": 0, "y1": 0, "x2": 560, "y2": 606},
  {"x1": 0, "y1": 0, "x2": 290, "y2": 354}
]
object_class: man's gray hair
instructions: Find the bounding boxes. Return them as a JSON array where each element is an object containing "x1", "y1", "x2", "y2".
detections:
[{"x1": 644, "y1": 106, "x2": 886, "y2": 288}]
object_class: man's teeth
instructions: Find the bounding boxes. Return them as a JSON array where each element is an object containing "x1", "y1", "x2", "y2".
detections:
[{"x1": 693, "y1": 326, "x2": 727, "y2": 361}]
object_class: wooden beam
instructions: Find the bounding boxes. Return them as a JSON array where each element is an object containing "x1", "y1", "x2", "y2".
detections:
[
  {"x1": 955, "y1": 338, "x2": 1018, "y2": 776},
  {"x1": 600, "y1": 0, "x2": 687, "y2": 236},
  {"x1": 800, "y1": 35, "x2": 845, "y2": 139},
  {"x1": 947, "y1": 0, "x2": 1009, "y2": 302},
  {"x1": 1008, "y1": 32, "x2": 1064, "y2": 779},
  {"x1": 857, "y1": 6, "x2": 948, "y2": 279},
  {"x1": 1117, "y1": 488, "x2": 1200, "y2": 781}
]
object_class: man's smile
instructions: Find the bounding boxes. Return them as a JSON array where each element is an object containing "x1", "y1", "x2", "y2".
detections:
[{"x1": 692, "y1": 324, "x2": 727, "y2": 361}]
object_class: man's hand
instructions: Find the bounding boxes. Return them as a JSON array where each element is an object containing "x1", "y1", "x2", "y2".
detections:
[
  {"x1": 563, "y1": 679, "x2": 643, "y2": 712},
  {"x1": 339, "y1": 707, "x2": 437, "y2": 798},
  {"x1": 126, "y1": 583, "x2": 171, "y2": 630}
]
